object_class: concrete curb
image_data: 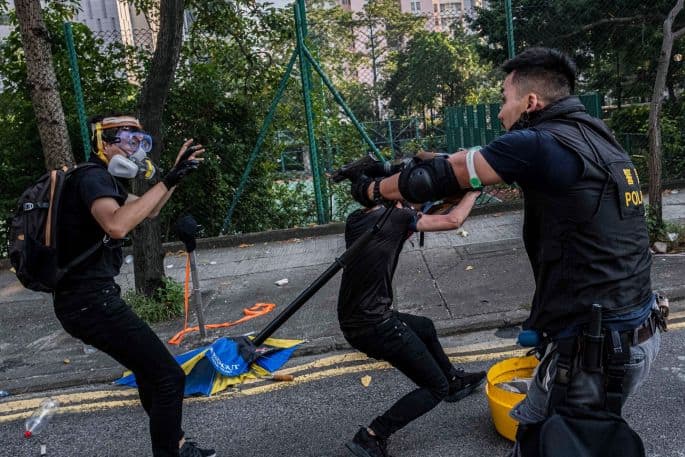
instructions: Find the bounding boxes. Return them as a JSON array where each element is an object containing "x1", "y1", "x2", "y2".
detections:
[
  {"x1": 0, "y1": 202, "x2": 522, "y2": 269},
  {"x1": 154, "y1": 201, "x2": 525, "y2": 254}
]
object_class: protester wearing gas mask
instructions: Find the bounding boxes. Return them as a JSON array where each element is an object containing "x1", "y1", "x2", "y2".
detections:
[{"x1": 52, "y1": 115, "x2": 215, "y2": 457}]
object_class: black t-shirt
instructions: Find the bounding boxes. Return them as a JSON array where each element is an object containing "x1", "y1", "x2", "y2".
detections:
[
  {"x1": 337, "y1": 206, "x2": 415, "y2": 330},
  {"x1": 56, "y1": 160, "x2": 129, "y2": 291},
  {"x1": 480, "y1": 129, "x2": 583, "y2": 191}
]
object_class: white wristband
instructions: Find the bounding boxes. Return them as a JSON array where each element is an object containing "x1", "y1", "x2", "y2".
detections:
[{"x1": 466, "y1": 147, "x2": 483, "y2": 189}]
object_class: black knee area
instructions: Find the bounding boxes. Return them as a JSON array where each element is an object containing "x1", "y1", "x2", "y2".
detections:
[
  {"x1": 397, "y1": 157, "x2": 461, "y2": 203},
  {"x1": 432, "y1": 375, "x2": 450, "y2": 400},
  {"x1": 156, "y1": 365, "x2": 186, "y2": 398}
]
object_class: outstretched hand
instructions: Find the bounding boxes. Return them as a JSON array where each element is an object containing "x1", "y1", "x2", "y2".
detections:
[
  {"x1": 163, "y1": 139, "x2": 205, "y2": 189},
  {"x1": 175, "y1": 139, "x2": 205, "y2": 165}
]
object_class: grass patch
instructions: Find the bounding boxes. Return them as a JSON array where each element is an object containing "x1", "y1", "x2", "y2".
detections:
[
  {"x1": 646, "y1": 205, "x2": 685, "y2": 252},
  {"x1": 124, "y1": 277, "x2": 184, "y2": 323}
]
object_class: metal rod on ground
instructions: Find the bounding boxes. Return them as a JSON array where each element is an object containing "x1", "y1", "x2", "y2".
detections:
[
  {"x1": 188, "y1": 251, "x2": 206, "y2": 339},
  {"x1": 252, "y1": 205, "x2": 395, "y2": 347}
]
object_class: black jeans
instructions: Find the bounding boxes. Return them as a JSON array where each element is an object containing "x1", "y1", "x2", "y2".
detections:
[
  {"x1": 343, "y1": 312, "x2": 455, "y2": 439},
  {"x1": 54, "y1": 284, "x2": 185, "y2": 457}
]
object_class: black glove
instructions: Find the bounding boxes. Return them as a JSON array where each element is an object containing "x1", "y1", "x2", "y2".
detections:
[
  {"x1": 163, "y1": 159, "x2": 200, "y2": 189},
  {"x1": 350, "y1": 175, "x2": 375, "y2": 207},
  {"x1": 331, "y1": 154, "x2": 405, "y2": 183},
  {"x1": 331, "y1": 154, "x2": 378, "y2": 183},
  {"x1": 364, "y1": 157, "x2": 420, "y2": 178}
]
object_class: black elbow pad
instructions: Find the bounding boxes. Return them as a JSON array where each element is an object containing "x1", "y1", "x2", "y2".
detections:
[{"x1": 397, "y1": 157, "x2": 462, "y2": 203}]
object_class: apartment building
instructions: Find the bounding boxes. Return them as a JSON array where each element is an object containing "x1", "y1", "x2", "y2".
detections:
[{"x1": 76, "y1": 0, "x2": 154, "y2": 49}]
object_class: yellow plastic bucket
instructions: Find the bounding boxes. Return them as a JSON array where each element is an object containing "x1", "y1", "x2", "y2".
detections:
[{"x1": 485, "y1": 355, "x2": 539, "y2": 441}]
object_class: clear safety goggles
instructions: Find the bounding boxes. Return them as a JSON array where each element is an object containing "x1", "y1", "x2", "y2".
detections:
[{"x1": 114, "y1": 129, "x2": 153, "y2": 156}]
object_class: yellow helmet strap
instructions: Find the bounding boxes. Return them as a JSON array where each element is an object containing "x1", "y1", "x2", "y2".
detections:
[{"x1": 94, "y1": 122, "x2": 109, "y2": 164}]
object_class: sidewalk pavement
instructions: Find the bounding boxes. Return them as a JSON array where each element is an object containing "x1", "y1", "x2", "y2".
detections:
[{"x1": 1, "y1": 190, "x2": 684, "y2": 395}]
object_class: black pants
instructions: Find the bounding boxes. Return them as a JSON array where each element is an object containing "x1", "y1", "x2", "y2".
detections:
[
  {"x1": 54, "y1": 284, "x2": 185, "y2": 457},
  {"x1": 343, "y1": 312, "x2": 455, "y2": 439}
]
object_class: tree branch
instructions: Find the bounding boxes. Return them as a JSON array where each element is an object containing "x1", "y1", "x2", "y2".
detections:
[
  {"x1": 674, "y1": 26, "x2": 685, "y2": 39},
  {"x1": 554, "y1": 15, "x2": 660, "y2": 41}
]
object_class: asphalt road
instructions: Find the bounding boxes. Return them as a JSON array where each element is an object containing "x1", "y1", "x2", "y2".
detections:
[{"x1": 2, "y1": 320, "x2": 685, "y2": 457}]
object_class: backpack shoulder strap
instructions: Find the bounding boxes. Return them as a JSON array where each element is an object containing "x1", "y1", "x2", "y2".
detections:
[{"x1": 54, "y1": 162, "x2": 107, "y2": 278}]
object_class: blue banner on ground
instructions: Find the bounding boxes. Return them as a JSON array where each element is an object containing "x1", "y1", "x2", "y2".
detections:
[{"x1": 115, "y1": 336, "x2": 303, "y2": 396}]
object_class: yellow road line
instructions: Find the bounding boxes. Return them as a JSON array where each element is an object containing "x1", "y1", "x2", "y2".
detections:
[
  {"x1": 0, "y1": 347, "x2": 526, "y2": 423},
  {"x1": 1, "y1": 341, "x2": 516, "y2": 415},
  {"x1": 0, "y1": 389, "x2": 139, "y2": 414},
  {"x1": 1, "y1": 323, "x2": 681, "y2": 422}
]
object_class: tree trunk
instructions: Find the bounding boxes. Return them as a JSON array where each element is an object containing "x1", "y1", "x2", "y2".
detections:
[
  {"x1": 132, "y1": 0, "x2": 185, "y2": 296},
  {"x1": 647, "y1": 0, "x2": 684, "y2": 227},
  {"x1": 14, "y1": 0, "x2": 74, "y2": 169}
]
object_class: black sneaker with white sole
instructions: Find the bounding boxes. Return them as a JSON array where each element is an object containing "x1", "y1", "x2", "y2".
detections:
[
  {"x1": 346, "y1": 427, "x2": 391, "y2": 457},
  {"x1": 180, "y1": 440, "x2": 216, "y2": 457},
  {"x1": 444, "y1": 369, "x2": 486, "y2": 403}
]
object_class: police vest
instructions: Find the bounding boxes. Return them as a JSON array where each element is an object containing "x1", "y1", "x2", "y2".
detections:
[{"x1": 520, "y1": 97, "x2": 652, "y2": 336}]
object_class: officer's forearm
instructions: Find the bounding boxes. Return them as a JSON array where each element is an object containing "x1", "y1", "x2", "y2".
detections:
[
  {"x1": 367, "y1": 157, "x2": 469, "y2": 203},
  {"x1": 366, "y1": 174, "x2": 403, "y2": 201}
]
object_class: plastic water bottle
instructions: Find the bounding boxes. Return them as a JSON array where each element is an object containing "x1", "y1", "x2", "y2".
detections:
[{"x1": 24, "y1": 398, "x2": 59, "y2": 438}]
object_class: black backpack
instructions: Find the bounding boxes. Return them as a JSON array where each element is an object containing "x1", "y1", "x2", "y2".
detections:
[{"x1": 7, "y1": 163, "x2": 101, "y2": 292}]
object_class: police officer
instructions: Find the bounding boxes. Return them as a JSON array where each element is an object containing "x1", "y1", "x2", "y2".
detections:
[
  {"x1": 53, "y1": 115, "x2": 215, "y2": 457},
  {"x1": 347, "y1": 48, "x2": 661, "y2": 455}
]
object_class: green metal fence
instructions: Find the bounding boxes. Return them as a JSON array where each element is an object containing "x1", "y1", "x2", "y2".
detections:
[
  {"x1": 1, "y1": 0, "x2": 683, "y2": 256},
  {"x1": 444, "y1": 93, "x2": 604, "y2": 152}
]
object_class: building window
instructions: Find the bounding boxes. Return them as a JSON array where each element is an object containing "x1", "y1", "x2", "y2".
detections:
[
  {"x1": 439, "y1": 2, "x2": 461, "y2": 13},
  {"x1": 341, "y1": 0, "x2": 351, "y2": 6},
  {"x1": 410, "y1": 1, "x2": 421, "y2": 12},
  {"x1": 433, "y1": 4, "x2": 438, "y2": 12}
]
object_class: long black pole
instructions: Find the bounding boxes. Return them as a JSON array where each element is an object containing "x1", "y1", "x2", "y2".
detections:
[{"x1": 253, "y1": 205, "x2": 395, "y2": 346}]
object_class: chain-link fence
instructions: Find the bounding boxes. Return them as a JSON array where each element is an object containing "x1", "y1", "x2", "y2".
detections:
[{"x1": 2, "y1": 0, "x2": 683, "y2": 257}]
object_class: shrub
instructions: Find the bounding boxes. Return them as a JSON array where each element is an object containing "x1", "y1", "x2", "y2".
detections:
[{"x1": 124, "y1": 276, "x2": 184, "y2": 323}]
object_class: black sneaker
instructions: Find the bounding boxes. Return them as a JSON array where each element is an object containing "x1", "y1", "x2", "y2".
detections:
[
  {"x1": 444, "y1": 369, "x2": 486, "y2": 403},
  {"x1": 345, "y1": 427, "x2": 390, "y2": 457},
  {"x1": 180, "y1": 440, "x2": 216, "y2": 457}
]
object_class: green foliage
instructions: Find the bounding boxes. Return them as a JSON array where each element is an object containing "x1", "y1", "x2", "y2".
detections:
[
  {"x1": 155, "y1": 1, "x2": 325, "y2": 235},
  {"x1": 384, "y1": 28, "x2": 495, "y2": 116},
  {"x1": 470, "y1": 0, "x2": 685, "y2": 105},
  {"x1": 266, "y1": 180, "x2": 317, "y2": 228},
  {"x1": 607, "y1": 104, "x2": 685, "y2": 182},
  {"x1": 645, "y1": 204, "x2": 685, "y2": 251},
  {"x1": 124, "y1": 276, "x2": 184, "y2": 323},
  {"x1": 330, "y1": 179, "x2": 360, "y2": 222},
  {"x1": 0, "y1": 2, "x2": 139, "y2": 255}
]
